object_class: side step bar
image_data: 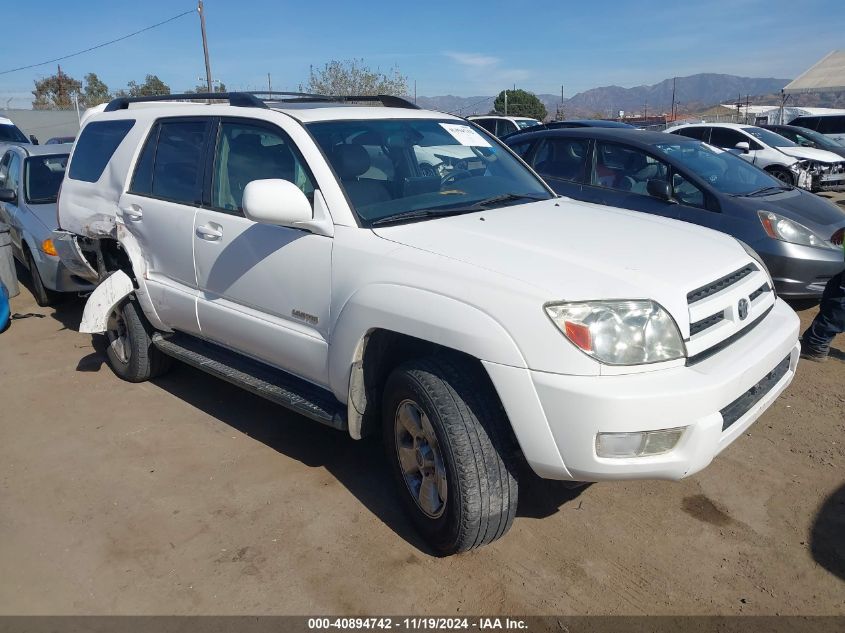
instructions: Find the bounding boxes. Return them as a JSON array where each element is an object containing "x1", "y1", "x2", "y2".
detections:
[{"x1": 152, "y1": 332, "x2": 347, "y2": 431}]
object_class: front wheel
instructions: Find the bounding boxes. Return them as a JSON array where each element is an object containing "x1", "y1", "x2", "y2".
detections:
[
  {"x1": 24, "y1": 249, "x2": 58, "y2": 307},
  {"x1": 382, "y1": 356, "x2": 518, "y2": 555},
  {"x1": 766, "y1": 166, "x2": 795, "y2": 187},
  {"x1": 104, "y1": 298, "x2": 171, "y2": 383}
]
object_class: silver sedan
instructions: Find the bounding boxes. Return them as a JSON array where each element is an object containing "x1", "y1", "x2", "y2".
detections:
[{"x1": 0, "y1": 144, "x2": 93, "y2": 305}]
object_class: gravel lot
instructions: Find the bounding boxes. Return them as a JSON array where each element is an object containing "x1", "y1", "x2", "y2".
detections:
[{"x1": 1, "y1": 211, "x2": 844, "y2": 614}]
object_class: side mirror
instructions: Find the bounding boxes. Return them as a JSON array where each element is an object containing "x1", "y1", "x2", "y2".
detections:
[
  {"x1": 646, "y1": 179, "x2": 673, "y2": 202},
  {"x1": 242, "y1": 179, "x2": 313, "y2": 228},
  {"x1": 29, "y1": 135, "x2": 39, "y2": 145},
  {"x1": 0, "y1": 188, "x2": 17, "y2": 204},
  {"x1": 734, "y1": 141, "x2": 750, "y2": 153}
]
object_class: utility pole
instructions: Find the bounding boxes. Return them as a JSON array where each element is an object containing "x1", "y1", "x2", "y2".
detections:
[
  {"x1": 643, "y1": 101, "x2": 648, "y2": 122},
  {"x1": 197, "y1": 0, "x2": 213, "y2": 94},
  {"x1": 414, "y1": 80, "x2": 417, "y2": 104},
  {"x1": 671, "y1": 77, "x2": 676, "y2": 121},
  {"x1": 504, "y1": 91, "x2": 508, "y2": 116},
  {"x1": 267, "y1": 73, "x2": 271, "y2": 93}
]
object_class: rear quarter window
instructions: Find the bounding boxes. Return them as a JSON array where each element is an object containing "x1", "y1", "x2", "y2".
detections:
[{"x1": 68, "y1": 120, "x2": 135, "y2": 183}]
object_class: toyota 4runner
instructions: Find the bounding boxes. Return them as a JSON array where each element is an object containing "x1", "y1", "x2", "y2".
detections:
[{"x1": 54, "y1": 92, "x2": 800, "y2": 555}]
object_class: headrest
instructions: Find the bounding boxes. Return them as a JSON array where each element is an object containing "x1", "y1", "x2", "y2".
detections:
[{"x1": 332, "y1": 144, "x2": 371, "y2": 179}]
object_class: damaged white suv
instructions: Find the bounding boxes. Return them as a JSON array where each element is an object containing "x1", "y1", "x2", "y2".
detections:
[{"x1": 55, "y1": 92, "x2": 800, "y2": 555}]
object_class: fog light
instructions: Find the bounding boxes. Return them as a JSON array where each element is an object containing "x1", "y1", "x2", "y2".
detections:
[{"x1": 596, "y1": 427, "x2": 686, "y2": 458}]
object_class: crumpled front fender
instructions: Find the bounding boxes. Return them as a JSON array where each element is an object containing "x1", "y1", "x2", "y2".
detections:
[{"x1": 79, "y1": 270, "x2": 134, "y2": 334}]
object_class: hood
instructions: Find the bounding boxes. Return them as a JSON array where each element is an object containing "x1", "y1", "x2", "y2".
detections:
[
  {"x1": 736, "y1": 188, "x2": 845, "y2": 233},
  {"x1": 25, "y1": 202, "x2": 59, "y2": 231},
  {"x1": 373, "y1": 198, "x2": 750, "y2": 321},
  {"x1": 777, "y1": 145, "x2": 845, "y2": 164}
]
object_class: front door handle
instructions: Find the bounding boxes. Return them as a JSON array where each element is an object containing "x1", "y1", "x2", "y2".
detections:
[
  {"x1": 196, "y1": 224, "x2": 223, "y2": 240},
  {"x1": 121, "y1": 204, "x2": 143, "y2": 221}
]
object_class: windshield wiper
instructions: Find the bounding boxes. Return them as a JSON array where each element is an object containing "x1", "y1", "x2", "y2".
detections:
[
  {"x1": 370, "y1": 193, "x2": 549, "y2": 227},
  {"x1": 736, "y1": 185, "x2": 792, "y2": 197}
]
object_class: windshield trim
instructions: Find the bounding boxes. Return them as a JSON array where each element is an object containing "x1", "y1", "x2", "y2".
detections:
[
  {"x1": 304, "y1": 117, "x2": 555, "y2": 228},
  {"x1": 24, "y1": 153, "x2": 69, "y2": 205}
]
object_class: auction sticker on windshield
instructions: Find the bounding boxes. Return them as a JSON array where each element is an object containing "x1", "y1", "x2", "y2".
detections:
[{"x1": 440, "y1": 123, "x2": 491, "y2": 147}]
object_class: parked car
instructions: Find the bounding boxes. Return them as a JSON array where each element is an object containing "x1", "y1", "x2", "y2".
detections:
[
  {"x1": 761, "y1": 124, "x2": 845, "y2": 160},
  {"x1": 54, "y1": 92, "x2": 799, "y2": 554},
  {"x1": 467, "y1": 115, "x2": 541, "y2": 137},
  {"x1": 0, "y1": 116, "x2": 29, "y2": 145},
  {"x1": 789, "y1": 114, "x2": 845, "y2": 145},
  {"x1": 665, "y1": 123, "x2": 845, "y2": 191},
  {"x1": 46, "y1": 136, "x2": 76, "y2": 145},
  {"x1": 506, "y1": 127, "x2": 845, "y2": 299},
  {"x1": 0, "y1": 144, "x2": 93, "y2": 305}
]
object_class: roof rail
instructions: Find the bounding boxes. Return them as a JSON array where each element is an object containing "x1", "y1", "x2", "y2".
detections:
[
  {"x1": 246, "y1": 92, "x2": 421, "y2": 110},
  {"x1": 103, "y1": 92, "x2": 267, "y2": 112},
  {"x1": 102, "y1": 91, "x2": 421, "y2": 113}
]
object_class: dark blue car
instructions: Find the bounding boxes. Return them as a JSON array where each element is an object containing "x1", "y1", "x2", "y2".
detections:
[{"x1": 505, "y1": 128, "x2": 845, "y2": 299}]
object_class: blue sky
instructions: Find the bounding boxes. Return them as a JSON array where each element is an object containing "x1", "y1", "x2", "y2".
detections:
[{"x1": 1, "y1": 0, "x2": 843, "y2": 107}]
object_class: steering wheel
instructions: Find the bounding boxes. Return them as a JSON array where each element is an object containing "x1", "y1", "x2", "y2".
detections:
[{"x1": 441, "y1": 169, "x2": 473, "y2": 187}]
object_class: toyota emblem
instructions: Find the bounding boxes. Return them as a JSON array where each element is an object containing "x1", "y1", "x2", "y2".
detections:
[{"x1": 738, "y1": 298, "x2": 749, "y2": 321}]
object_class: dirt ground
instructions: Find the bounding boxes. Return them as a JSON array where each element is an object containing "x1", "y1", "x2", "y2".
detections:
[{"x1": 1, "y1": 259, "x2": 843, "y2": 615}]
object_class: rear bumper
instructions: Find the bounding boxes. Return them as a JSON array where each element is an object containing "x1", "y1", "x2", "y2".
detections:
[{"x1": 485, "y1": 298, "x2": 800, "y2": 481}]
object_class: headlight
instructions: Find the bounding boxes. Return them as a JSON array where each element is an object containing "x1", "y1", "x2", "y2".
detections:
[
  {"x1": 757, "y1": 210, "x2": 838, "y2": 250},
  {"x1": 544, "y1": 300, "x2": 686, "y2": 365}
]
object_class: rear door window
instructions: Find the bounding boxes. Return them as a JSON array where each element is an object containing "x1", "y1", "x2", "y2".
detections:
[
  {"x1": 532, "y1": 138, "x2": 589, "y2": 183},
  {"x1": 673, "y1": 127, "x2": 709, "y2": 141},
  {"x1": 473, "y1": 119, "x2": 497, "y2": 134},
  {"x1": 68, "y1": 120, "x2": 135, "y2": 182},
  {"x1": 150, "y1": 119, "x2": 210, "y2": 205},
  {"x1": 709, "y1": 127, "x2": 748, "y2": 150},
  {"x1": 791, "y1": 116, "x2": 819, "y2": 130},
  {"x1": 496, "y1": 120, "x2": 518, "y2": 137},
  {"x1": 817, "y1": 116, "x2": 845, "y2": 135}
]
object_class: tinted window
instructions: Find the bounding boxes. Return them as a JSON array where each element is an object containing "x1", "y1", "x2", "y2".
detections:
[
  {"x1": 211, "y1": 121, "x2": 314, "y2": 214},
  {"x1": 0, "y1": 123, "x2": 28, "y2": 143},
  {"x1": 0, "y1": 153, "x2": 11, "y2": 189},
  {"x1": 508, "y1": 140, "x2": 533, "y2": 158},
  {"x1": 817, "y1": 116, "x2": 845, "y2": 134},
  {"x1": 790, "y1": 116, "x2": 819, "y2": 130},
  {"x1": 6, "y1": 154, "x2": 21, "y2": 192},
  {"x1": 496, "y1": 120, "x2": 518, "y2": 137},
  {"x1": 673, "y1": 127, "x2": 708, "y2": 141},
  {"x1": 532, "y1": 138, "x2": 589, "y2": 183},
  {"x1": 25, "y1": 154, "x2": 68, "y2": 203},
  {"x1": 151, "y1": 120, "x2": 208, "y2": 205},
  {"x1": 592, "y1": 142, "x2": 668, "y2": 194},
  {"x1": 129, "y1": 124, "x2": 159, "y2": 195},
  {"x1": 68, "y1": 120, "x2": 135, "y2": 182},
  {"x1": 473, "y1": 119, "x2": 497, "y2": 133},
  {"x1": 709, "y1": 127, "x2": 748, "y2": 149}
]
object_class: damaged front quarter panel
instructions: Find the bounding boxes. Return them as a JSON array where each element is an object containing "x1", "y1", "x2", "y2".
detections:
[{"x1": 78, "y1": 269, "x2": 135, "y2": 334}]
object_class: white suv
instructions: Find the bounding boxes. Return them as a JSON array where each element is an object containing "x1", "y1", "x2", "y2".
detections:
[
  {"x1": 468, "y1": 115, "x2": 541, "y2": 137},
  {"x1": 54, "y1": 92, "x2": 800, "y2": 554}
]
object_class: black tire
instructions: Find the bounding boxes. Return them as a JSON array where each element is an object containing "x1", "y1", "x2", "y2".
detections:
[
  {"x1": 104, "y1": 298, "x2": 171, "y2": 383},
  {"x1": 766, "y1": 166, "x2": 795, "y2": 187},
  {"x1": 24, "y1": 248, "x2": 58, "y2": 307},
  {"x1": 382, "y1": 355, "x2": 518, "y2": 555}
]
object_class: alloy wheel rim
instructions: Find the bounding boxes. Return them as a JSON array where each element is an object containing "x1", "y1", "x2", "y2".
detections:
[{"x1": 394, "y1": 399, "x2": 448, "y2": 519}]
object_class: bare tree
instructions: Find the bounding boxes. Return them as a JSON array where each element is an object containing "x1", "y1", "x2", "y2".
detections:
[{"x1": 301, "y1": 59, "x2": 408, "y2": 96}]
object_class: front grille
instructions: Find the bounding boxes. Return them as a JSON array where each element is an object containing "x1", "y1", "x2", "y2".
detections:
[
  {"x1": 720, "y1": 354, "x2": 791, "y2": 431},
  {"x1": 687, "y1": 306, "x2": 773, "y2": 365},
  {"x1": 689, "y1": 311, "x2": 724, "y2": 336},
  {"x1": 687, "y1": 265, "x2": 757, "y2": 304},
  {"x1": 749, "y1": 282, "x2": 771, "y2": 302}
]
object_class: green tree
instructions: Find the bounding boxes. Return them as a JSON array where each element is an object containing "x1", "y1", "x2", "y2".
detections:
[
  {"x1": 126, "y1": 74, "x2": 171, "y2": 97},
  {"x1": 82, "y1": 73, "x2": 111, "y2": 107},
  {"x1": 493, "y1": 89, "x2": 547, "y2": 120},
  {"x1": 300, "y1": 59, "x2": 408, "y2": 96},
  {"x1": 189, "y1": 81, "x2": 227, "y2": 93},
  {"x1": 31, "y1": 66, "x2": 82, "y2": 110}
]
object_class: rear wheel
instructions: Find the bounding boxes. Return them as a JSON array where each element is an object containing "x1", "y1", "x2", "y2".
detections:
[
  {"x1": 382, "y1": 355, "x2": 518, "y2": 555},
  {"x1": 766, "y1": 166, "x2": 795, "y2": 187},
  {"x1": 105, "y1": 298, "x2": 171, "y2": 382}
]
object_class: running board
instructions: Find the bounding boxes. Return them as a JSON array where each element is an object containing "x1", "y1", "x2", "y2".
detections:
[{"x1": 152, "y1": 332, "x2": 347, "y2": 431}]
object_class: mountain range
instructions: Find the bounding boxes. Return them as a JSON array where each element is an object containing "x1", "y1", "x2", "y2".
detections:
[{"x1": 416, "y1": 73, "x2": 795, "y2": 118}]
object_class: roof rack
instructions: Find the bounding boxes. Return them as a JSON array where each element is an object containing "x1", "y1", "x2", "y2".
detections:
[{"x1": 103, "y1": 91, "x2": 421, "y2": 112}]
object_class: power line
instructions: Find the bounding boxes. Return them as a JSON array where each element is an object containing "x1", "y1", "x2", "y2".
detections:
[{"x1": 0, "y1": 9, "x2": 195, "y2": 76}]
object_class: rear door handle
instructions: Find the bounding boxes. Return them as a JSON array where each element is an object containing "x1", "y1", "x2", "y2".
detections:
[
  {"x1": 196, "y1": 224, "x2": 223, "y2": 240},
  {"x1": 121, "y1": 204, "x2": 143, "y2": 221}
]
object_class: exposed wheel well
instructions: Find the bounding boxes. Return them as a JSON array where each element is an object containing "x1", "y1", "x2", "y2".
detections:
[
  {"x1": 350, "y1": 329, "x2": 505, "y2": 440},
  {"x1": 77, "y1": 237, "x2": 135, "y2": 284}
]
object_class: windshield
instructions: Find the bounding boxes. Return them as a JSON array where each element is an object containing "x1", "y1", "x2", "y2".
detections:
[
  {"x1": 515, "y1": 119, "x2": 540, "y2": 129},
  {"x1": 308, "y1": 118, "x2": 552, "y2": 225},
  {"x1": 791, "y1": 127, "x2": 843, "y2": 148},
  {"x1": 743, "y1": 127, "x2": 796, "y2": 148},
  {"x1": 0, "y1": 123, "x2": 29, "y2": 143},
  {"x1": 654, "y1": 141, "x2": 783, "y2": 196},
  {"x1": 25, "y1": 154, "x2": 68, "y2": 203}
]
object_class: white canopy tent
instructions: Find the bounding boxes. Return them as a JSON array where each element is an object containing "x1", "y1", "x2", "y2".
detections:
[{"x1": 784, "y1": 50, "x2": 845, "y2": 94}]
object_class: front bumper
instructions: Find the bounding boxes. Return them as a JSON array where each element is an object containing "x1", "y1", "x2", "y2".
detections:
[
  {"x1": 484, "y1": 298, "x2": 800, "y2": 481},
  {"x1": 758, "y1": 241, "x2": 845, "y2": 299}
]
